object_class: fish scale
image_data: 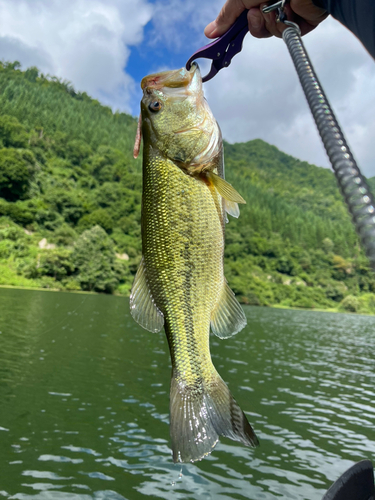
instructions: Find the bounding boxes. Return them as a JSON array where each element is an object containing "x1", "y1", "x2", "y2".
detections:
[{"x1": 143, "y1": 151, "x2": 223, "y2": 385}]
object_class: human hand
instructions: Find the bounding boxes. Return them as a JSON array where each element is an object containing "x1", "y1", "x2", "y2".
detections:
[{"x1": 204, "y1": 0, "x2": 328, "y2": 39}]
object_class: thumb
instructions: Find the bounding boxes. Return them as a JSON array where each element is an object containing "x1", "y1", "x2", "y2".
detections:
[{"x1": 204, "y1": 0, "x2": 249, "y2": 38}]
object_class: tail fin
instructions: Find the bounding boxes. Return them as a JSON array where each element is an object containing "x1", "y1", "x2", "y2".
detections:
[{"x1": 170, "y1": 372, "x2": 259, "y2": 463}]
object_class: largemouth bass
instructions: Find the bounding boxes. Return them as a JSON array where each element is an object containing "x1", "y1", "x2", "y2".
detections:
[{"x1": 131, "y1": 63, "x2": 259, "y2": 463}]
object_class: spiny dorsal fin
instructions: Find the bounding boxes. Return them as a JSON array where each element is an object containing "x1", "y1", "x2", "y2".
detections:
[
  {"x1": 130, "y1": 257, "x2": 164, "y2": 333},
  {"x1": 211, "y1": 280, "x2": 247, "y2": 338},
  {"x1": 208, "y1": 172, "x2": 246, "y2": 204}
]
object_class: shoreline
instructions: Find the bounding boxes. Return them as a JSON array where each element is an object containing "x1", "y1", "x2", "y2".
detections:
[{"x1": 0, "y1": 284, "x2": 373, "y2": 316}]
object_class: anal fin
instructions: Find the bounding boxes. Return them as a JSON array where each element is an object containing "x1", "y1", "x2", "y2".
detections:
[
  {"x1": 130, "y1": 257, "x2": 164, "y2": 333},
  {"x1": 211, "y1": 281, "x2": 247, "y2": 338}
]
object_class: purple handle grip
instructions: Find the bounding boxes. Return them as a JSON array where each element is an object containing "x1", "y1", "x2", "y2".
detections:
[{"x1": 186, "y1": 10, "x2": 249, "y2": 82}]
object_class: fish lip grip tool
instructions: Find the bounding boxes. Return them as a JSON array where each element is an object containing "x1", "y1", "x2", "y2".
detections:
[
  {"x1": 185, "y1": 0, "x2": 288, "y2": 81},
  {"x1": 186, "y1": 9, "x2": 249, "y2": 82},
  {"x1": 185, "y1": 1, "x2": 285, "y2": 81},
  {"x1": 273, "y1": 2, "x2": 375, "y2": 270}
]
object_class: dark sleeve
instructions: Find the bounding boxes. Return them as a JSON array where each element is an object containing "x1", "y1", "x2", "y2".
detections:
[{"x1": 313, "y1": 0, "x2": 375, "y2": 59}]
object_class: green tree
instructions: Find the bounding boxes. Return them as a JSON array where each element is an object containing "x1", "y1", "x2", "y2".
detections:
[
  {"x1": 53, "y1": 224, "x2": 78, "y2": 246},
  {"x1": 65, "y1": 139, "x2": 92, "y2": 166},
  {"x1": 0, "y1": 199, "x2": 34, "y2": 225},
  {"x1": 78, "y1": 208, "x2": 114, "y2": 233},
  {"x1": 339, "y1": 295, "x2": 360, "y2": 313},
  {"x1": 24, "y1": 66, "x2": 39, "y2": 83},
  {"x1": 45, "y1": 188, "x2": 86, "y2": 224},
  {"x1": 0, "y1": 115, "x2": 29, "y2": 148},
  {"x1": 322, "y1": 237, "x2": 334, "y2": 253},
  {"x1": 0, "y1": 148, "x2": 36, "y2": 201},
  {"x1": 38, "y1": 248, "x2": 75, "y2": 281},
  {"x1": 73, "y1": 225, "x2": 122, "y2": 293}
]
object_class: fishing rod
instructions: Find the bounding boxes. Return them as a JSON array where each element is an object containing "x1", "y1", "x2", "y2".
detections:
[
  {"x1": 264, "y1": 0, "x2": 375, "y2": 271},
  {"x1": 186, "y1": 7, "x2": 375, "y2": 497},
  {"x1": 263, "y1": 8, "x2": 375, "y2": 496},
  {"x1": 187, "y1": 4, "x2": 375, "y2": 271}
]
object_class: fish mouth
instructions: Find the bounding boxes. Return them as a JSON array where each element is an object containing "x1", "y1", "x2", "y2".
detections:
[{"x1": 141, "y1": 64, "x2": 200, "y2": 92}]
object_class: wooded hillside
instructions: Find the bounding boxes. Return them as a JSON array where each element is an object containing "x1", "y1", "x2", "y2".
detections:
[{"x1": 0, "y1": 61, "x2": 374, "y2": 314}]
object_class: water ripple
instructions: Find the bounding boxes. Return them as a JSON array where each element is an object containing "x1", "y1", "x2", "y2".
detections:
[{"x1": 0, "y1": 291, "x2": 374, "y2": 499}]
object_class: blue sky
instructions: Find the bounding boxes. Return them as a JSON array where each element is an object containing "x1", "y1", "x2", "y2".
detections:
[
  {"x1": 0, "y1": 0, "x2": 374, "y2": 178},
  {"x1": 125, "y1": 0, "x2": 215, "y2": 115},
  {"x1": 126, "y1": 22, "x2": 196, "y2": 111}
]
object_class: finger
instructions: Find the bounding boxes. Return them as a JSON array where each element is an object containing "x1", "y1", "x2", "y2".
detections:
[
  {"x1": 288, "y1": 6, "x2": 328, "y2": 36},
  {"x1": 290, "y1": 0, "x2": 328, "y2": 27},
  {"x1": 297, "y1": 17, "x2": 321, "y2": 36},
  {"x1": 258, "y1": 3, "x2": 283, "y2": 38},
  {"x1": 205, "y1": 0, "x2": 276, "y2": 38},
  {"x1": 205, "y1": 0, "x2": 246, "y2": 38},
  {"x1": 247, "y1": 8, "x2": 272, "y2": 38},
  {"x1": 204, "y1": 0, "x2": 328, "y2": 40}
]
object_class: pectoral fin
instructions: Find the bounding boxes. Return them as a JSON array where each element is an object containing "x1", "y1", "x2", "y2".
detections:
[
  {"x1": 207, "y1": 172, "x2": 245, "y2": 219},
  {"x1": 208, "y1": 172, "x2": 246, "y2": 204},
  {"x1": 211, "y1": 281, "x2": 247, "y2": 338},
  {"x1": 130, "y1": 257, "x2": 164, "y2": 333}
]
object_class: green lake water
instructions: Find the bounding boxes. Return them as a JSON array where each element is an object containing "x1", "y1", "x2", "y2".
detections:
[{"x1": 0, "y1": 287, "x2": 374, "y2": 499}]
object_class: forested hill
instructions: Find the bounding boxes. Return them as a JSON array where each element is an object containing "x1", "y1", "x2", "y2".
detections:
[{"x1": 0, "y1": 61, "x2": 374, "y2": 315}]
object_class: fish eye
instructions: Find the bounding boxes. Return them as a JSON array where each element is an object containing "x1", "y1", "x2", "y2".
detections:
[{"x1": 149, "y1": 101, "x2": 162, "y2": 112}]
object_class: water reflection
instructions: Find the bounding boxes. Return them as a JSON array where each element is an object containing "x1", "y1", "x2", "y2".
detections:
[{"x1": 0, "y1": 289, "x2": 374, "y2": 499}]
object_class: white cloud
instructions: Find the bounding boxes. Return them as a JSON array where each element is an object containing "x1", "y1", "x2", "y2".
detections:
[
  {"x1": 0, "y1": 0, "x2": 153, "y2": 111},
  {"x1": 0, "y1": 0, "x2": 373, "y2": 179},
  {"x1": 150, "y1": 0, "x2": 221, "y2": 49}
]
